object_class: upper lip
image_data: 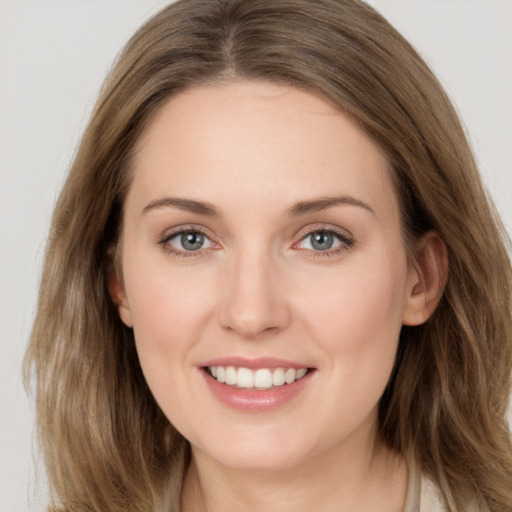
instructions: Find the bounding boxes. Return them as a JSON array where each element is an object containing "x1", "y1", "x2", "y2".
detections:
[{"x1": 201, "y1": 356, "x2": 313, "y2": 370}]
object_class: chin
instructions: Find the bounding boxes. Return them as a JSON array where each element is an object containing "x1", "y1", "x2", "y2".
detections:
[
  {"x1": 193, "y1": 426, "x2": 312, "y2": 472},
  {"x1": 213, "y1": 448, "x2": 306, "y2": 472}
]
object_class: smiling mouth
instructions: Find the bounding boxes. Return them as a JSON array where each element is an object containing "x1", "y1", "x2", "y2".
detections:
[{"x1": 205, "y1": 366, "x2": 311, "y2": 390}]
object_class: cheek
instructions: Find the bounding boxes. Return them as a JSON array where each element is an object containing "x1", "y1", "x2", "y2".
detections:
[
  {"x1": 122, "y1": 257, "x2": 220, "y2": 421},
  {"x1": 314, "y1": 265, "x2": 405, "y2": 342},
  {"x1": 124, "y1": 249, "x2": 215, "y2": 339},
  {"x1": 295, "y1": 251, "x2": 408, "y2": 379},
  {"x1": 120, "y1": 244, "x2": 217, "y2": 385},
  {"x1": 290, "y1": 254, "x2": 408, "y2": 436}
]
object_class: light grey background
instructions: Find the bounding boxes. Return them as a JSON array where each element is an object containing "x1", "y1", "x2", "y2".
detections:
[{"x1": 1, "y1": 1, "x2": 511, "y2": 510}]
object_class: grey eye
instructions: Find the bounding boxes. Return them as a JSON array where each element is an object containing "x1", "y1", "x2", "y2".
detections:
[
  {"x1": 310, "y1": 232, "x2": 335, "y2": 250},
  {"x1": 168, "y1": 231, "x2": 213, "y2": 251},
  {"x1": 298, "y1": 230, "x2": 345, "y2": 251},
  {"x1": 181, "y1": 232, "x2": 204, "y2": 251}
]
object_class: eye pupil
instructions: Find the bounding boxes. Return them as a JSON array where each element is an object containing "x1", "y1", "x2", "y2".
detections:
[
  {"x1": 311, "y1": 232, "x2": 334, "y2": 250},
  {"x1": 181, "y1": 232, "x2": 204, "y2": 251}
]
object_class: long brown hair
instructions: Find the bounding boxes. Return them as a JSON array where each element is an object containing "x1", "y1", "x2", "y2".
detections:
[{"x1": 25, "y1": 1, "x2": 512, "y2": 510}]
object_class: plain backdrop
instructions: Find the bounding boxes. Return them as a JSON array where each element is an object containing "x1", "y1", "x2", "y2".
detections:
[{"x1": 1, "y1": 1, "x2": 511, "y2": 510}]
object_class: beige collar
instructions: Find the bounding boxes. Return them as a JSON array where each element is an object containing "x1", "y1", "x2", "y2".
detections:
[
  {"x1": 403, "y1": 464, "x2": 489, "y2": 512},
  {"x1": 403, "y1": 463, "x2": 446, "y2": 512}
]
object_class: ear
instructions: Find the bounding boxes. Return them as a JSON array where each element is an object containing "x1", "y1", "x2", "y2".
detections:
[
  {"x1": 402, "y1": 231, "x2": 448, "y2": 326},
  {"x1": 108, "y1": 272, "x2": 133, "y2": 328}
]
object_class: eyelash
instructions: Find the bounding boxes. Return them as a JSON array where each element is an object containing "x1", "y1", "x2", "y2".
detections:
[
  {"x1": 158, "y1": 225, "x2": 216, "y2": 259},
  {"x1": 157, "y1": 225, "x2": 355, "y2": 259},
  {"x1": 294, "y1": 226, "x2": 354, "y2": 258}
]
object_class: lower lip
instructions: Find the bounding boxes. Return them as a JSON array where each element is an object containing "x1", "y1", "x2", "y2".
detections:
[{"x1": 201, "y1": 369, "x2": 314, "y2": 412}]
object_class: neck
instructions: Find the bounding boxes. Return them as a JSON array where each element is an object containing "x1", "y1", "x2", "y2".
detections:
[{"x1": 181, "y1": 433, "x2": 408, "y2": 512}]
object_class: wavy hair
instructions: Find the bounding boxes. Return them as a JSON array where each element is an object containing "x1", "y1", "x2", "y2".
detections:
[{"x1": 25, "y1": 0, "x2": 512, "y2": 510}]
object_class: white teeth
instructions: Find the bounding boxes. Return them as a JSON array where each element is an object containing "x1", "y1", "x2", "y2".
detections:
[
  {"x1": 225, "y1": 366, "x2": 237, "y2": 385},
  {"x1": 208, "y1": 365, "x2": 309, "y2": 389},
  {"x1": 272, "y1": 368, "x2": 286, "y2": 386},
  {"x1": 237, "y1": 367, "x2": 254, "y2": 388},
  {"x1": 285, "y1": 368, "x2": 296, "y2": 384},
  {"x1": 216, "y1": 366, "x2": 226, "y2": 383},
  {"x1": 296, "y1": 368, "x2": 307, "y2": 379},
  {"x1": 254, "y1": 369, "x2": 273, "y2": 389}
]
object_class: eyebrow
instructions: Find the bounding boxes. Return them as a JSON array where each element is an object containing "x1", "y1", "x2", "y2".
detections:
[
  {"x1": 142, "y1": 194, "x2": 374, "y2": 218},
  {"x1": 287, "y1": 195, "x2": 375, "y2": 216},
  {"x1": 142, "y1": 197, "x2": 220, "y2": 217}
]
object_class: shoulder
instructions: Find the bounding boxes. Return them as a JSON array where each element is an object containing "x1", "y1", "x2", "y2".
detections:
[
  {"x1": 419, "y1": 473, "x2": 446, "y2": 511},
  {"x1": 419, "y1": 473, "x2": 490, "y2": 512}
]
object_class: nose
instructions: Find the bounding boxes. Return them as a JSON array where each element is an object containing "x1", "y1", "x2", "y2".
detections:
[{"x1": 217, "y1": 247, "x2": 291, "y2": 339}]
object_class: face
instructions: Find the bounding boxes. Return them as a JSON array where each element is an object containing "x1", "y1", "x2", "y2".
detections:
[{"x1": 113, "y1": 80, "x2": 428, "y2": 472}]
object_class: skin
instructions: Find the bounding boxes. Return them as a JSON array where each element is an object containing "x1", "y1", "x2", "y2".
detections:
[{"x1": 111, "y1": 80, "x2": 446, "y2": 512}]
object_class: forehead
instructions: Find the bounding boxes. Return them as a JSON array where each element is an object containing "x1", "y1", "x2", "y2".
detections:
[{"x1": 129, "y1": 80, "x2": 397, "y2": 220}]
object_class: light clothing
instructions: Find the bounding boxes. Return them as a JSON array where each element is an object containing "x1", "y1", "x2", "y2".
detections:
[
  {"x1": 404, "y1": 464, "x2": 446, "y2": 511},
  {"x1": 404, "y1": 465, "x2": 490, "y2": 512},
  {"x1": 162, "y1": 461, "x2": 489, "y2": 511}
]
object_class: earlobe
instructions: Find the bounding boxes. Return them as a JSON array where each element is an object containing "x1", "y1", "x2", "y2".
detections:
[
  {"x1": 108, "y1": 272, "x2": 133, "y2": 328},
  {"x1": 402, "y1": 231, "x2": 448, "y2": 326}
]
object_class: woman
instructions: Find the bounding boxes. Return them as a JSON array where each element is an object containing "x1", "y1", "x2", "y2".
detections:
[{"x1": 24, "y1": 0, "x2": 512, "y2": 511}]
